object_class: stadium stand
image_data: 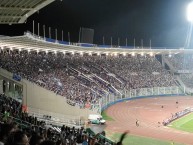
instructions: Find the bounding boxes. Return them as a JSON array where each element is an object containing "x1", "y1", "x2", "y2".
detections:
[
  {"x1": 0, "y1": 93, "x2": 115, "y2": 145},
  {"x1": 0, "y1": 33, "x2": 188, "y2": 145},
  {"x1": 165, "y1": 54, "x2": 193, "y2": 90},
  {"x1": 0, "y1": 47, "x2": 178, "y2": 108}
]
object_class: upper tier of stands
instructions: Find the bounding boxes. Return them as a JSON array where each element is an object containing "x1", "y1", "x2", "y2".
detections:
[
  {"x1": 165, "y1": 54, "x2": 193, "y2": 89},
  {"x1": 166, "y1": 54, "x2": 193, "y2": 71}
]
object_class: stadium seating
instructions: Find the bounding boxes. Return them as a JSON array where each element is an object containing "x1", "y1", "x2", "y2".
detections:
[
  {"x1": 0, "y1": 93, "x2": 113, "y2": 145},
  {"x1": 165, "y1": 54, "x2": 193, "y2": 89},
  {"x1": 0, "y1": 49, "x2": 177, "y2": 108}
]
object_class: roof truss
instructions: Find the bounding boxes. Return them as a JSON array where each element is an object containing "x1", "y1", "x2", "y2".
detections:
[{"x1": 0, "y1": 0, "x2": 55, "y2": 24}]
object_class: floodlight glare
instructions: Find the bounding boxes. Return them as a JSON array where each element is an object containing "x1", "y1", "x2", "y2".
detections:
[
  {"x1": 187, "y1": 1, "x2": 193, "y2": 22},
  {"x1": 88, "y1": 52, "x2": 92, "y2": 56}
]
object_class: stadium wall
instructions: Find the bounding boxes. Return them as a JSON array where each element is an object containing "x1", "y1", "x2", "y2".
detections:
[
  {"x1": 0, "y1": 68, "x2": 99, "y2": 120},
  {"x1": 23, "y1": 80, "x2": 98, "y2": 119},
  {"x1": 101, "y1": 94, "x2": 185, "y2": 112}
]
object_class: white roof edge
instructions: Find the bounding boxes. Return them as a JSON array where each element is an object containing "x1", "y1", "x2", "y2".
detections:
[
  {"x1": 0, "y1": 35, "x2": 193, "y2": 54},
  {"x1": 18, "y1": 0, "x2": 55, "y2": 23}
]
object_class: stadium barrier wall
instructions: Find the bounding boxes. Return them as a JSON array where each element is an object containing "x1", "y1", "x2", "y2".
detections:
[{"x1": 23, "y1": 80, "x2": 100, "y2": 120}]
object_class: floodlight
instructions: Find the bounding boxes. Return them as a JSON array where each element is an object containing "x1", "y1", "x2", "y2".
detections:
[
  {"x1": 114, "y1": 52, "x2": 117, "y2": 57},
  {"x1": 131, "y1": 52, "x2": 135, "y2": 56},
  {"x1": 187, "y1": 1, "x2": 193, "y2": 22},
  {"x1": 79, "y1": 51, "x2": 83, "y2": 56},
  {"x1": 150, "y1": 52, "x2": 154, "y2": 57},
  {"x1": 88, "y1": 52, "x2": 92, "y2": 56}
]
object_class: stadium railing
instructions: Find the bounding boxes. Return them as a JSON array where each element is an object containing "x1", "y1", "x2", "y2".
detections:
[
  {"x1": 99, "y1": 86, "x2": 185, "y2": 113},
  {"x1": 27, "y1": 107, "x2": 83, "y2": 127}
]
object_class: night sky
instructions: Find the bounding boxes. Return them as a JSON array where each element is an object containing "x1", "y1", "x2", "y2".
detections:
[{"x1": 0, "y1": 0, "x2": 192, "y2": 47}]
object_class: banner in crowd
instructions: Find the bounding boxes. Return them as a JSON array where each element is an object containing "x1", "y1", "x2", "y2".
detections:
[
  {"x1": 177, "y1": 70, "x2": 191, "y2": 74},
  {"x1": 22, "y1": 105, "x2": 28, "y2": 112},
  {"x1": 152, "y1": 72, "x2": 160, "y2": 75},
  {"x1": 13, "y1": 73, "x2": 21, "y2": 81}
]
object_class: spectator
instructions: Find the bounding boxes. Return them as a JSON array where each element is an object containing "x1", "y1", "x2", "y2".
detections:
[
  {"x1": 29, "y1": 133, "x2": 44, "y2": 145},
  {"x1": 39, "y1": 140, "x2": 55, "y2": 145},
  {"x1": 116, "y1": 131, "x2": 129, "y2": 145},
  {"x1": 5, "y1": 130, "x2": 29, "y2": 145},
  {"x1": 0, "y1": 123, "x2": 16, "y2": 145}
]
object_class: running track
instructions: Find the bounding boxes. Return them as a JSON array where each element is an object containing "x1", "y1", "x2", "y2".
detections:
[{"x1": 105, "y1": 96, "x2": 193, "y2": 145}]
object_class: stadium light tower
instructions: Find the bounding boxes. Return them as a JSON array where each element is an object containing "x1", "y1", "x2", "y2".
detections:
[
  {"x1": 187, "y1": 1, "x2": 193, "y2": 23},
  {"x1": 185, "y1": 1, "x2": 193, "y2": 48}
]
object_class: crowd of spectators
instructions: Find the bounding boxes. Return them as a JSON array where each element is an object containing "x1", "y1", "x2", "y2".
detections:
[
  {"x1": 179, "y1": 74, "x2": 193, "y2": 88},
  {"x1": 0, "y1": 49, "x2": 177, "y2": 107},
  {"x1": 0, "y1": 93, "x2": 120, "y2": 145},
  {"x1": 166, "y1": 54, "x2": 193, "y2": 88},
  {"x1": 166, "y1": 54, "x2": 193, "y2": 71}
]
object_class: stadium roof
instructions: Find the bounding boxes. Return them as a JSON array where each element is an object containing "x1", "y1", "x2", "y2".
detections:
[
  {"x1": 0, "y1": 32, "x2": 192, "y2": 55},
  {"x1": 0, "y1": 0, "x2": 55, "y2": 24}
]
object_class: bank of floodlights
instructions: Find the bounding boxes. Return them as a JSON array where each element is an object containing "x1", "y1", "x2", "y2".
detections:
[{"x1": 187, "y1": 1, "x2": 193, "y2": 23}]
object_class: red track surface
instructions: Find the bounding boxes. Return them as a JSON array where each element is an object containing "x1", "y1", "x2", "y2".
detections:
[{"x1": 105, "y1": 96, "x2": 193, "y2": 145}]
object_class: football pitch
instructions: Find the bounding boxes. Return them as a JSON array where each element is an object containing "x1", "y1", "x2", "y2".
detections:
[
  {"x1": 106, "y1": 132, "x2": 184, "y2": 145},
  {"x1": 169, "y1": 112, "x2": 193, "y2": 133}
]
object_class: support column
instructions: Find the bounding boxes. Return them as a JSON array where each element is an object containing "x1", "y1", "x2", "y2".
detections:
[
  {"x1": 5, "y1": 80, "x2": 10, "y2": 96},
  {"x1": 162, "y1": 54, "x2": 165, "y2": 67},
  {"x1": 0, "y1": 76, "x2": 3, "y2": 94}
]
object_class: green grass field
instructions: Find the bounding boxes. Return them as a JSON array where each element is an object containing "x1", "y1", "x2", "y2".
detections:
[
  {"x1": 106, "y1": 132, "x2": 184, "y2": 145},
  {"x1": 169, "y1": 112, "x2": 193, "y2": 133}
]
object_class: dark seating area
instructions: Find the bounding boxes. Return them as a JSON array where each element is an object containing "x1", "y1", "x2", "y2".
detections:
[{"x1": 0, "y1": 93, "x2": 115, "y2": 145}]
